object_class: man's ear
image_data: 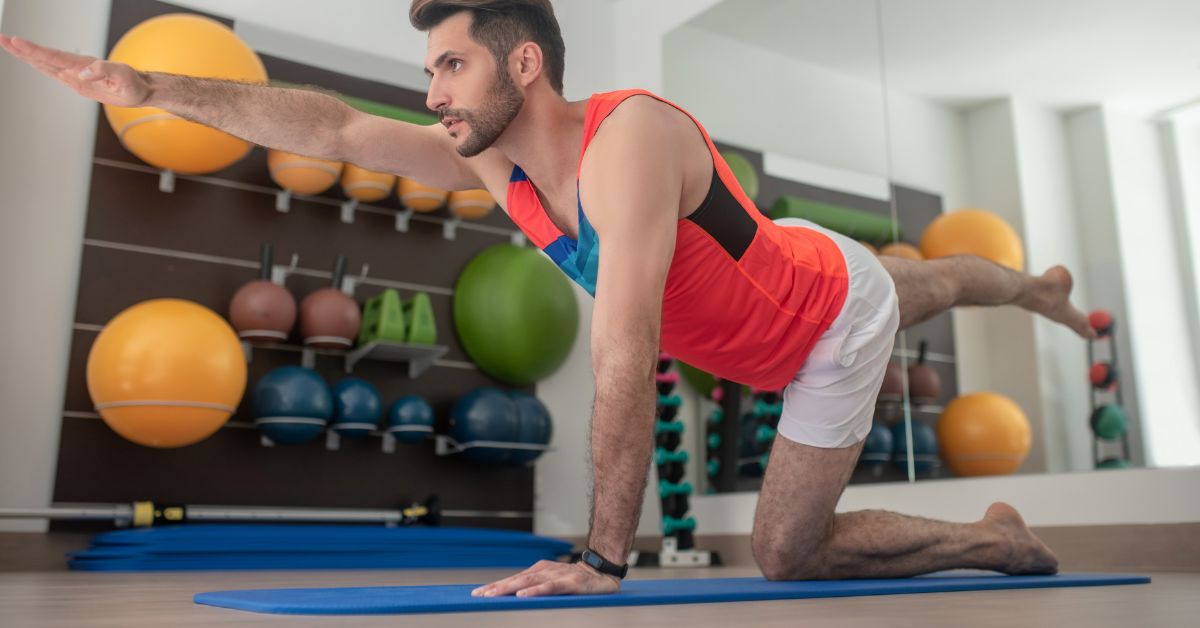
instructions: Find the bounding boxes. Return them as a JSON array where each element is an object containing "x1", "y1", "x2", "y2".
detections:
[{"x1": 513, "y1": 41, "x2": 543, "y2": 88}]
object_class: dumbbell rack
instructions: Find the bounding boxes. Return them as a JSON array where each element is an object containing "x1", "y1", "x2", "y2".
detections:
[
  {"x1": 632, "y1": 353, "x2": 718, "y2": 567},
  {"x1": 737, "y1": 389, "x2": 782, "y2": 478},
  {"x1": 1088, "y1": 317, "x2": 1132, "y2": 468}
]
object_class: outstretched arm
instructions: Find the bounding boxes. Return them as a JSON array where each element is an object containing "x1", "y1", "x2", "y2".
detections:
[
  {"x1": 0, "y1": 34, "x2": 481, "y2": 190},
  {"x1": 472, "y1": 98, "x2": 682, "y2": 598}
]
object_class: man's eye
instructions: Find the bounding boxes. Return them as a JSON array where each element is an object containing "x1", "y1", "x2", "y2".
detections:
[{"x1": 450, "y1": 59, "x2": 463, "y2": 71}]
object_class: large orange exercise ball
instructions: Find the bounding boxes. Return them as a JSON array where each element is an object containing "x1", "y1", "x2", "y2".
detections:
[
  {"x1": 448, "y1": 189, "x2": 495, "y2": 220},
  {"x1": 103, "y1": 14, "x2": 268, "y2": 174},
  {"x1": 936, "y1": 392, "x2": 1031, "y2": 476},
  {"x1": 920, "y1": 209, "x2": 1024, "y2": 271},
  {"x1": 86, "y1": 299, "x2": 247, "y2": 448}
]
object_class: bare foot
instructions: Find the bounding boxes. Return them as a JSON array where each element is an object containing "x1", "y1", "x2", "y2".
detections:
[
  {"x1": 981, "y1": 502, "x2": 1059, "y2": 575},
  {"x1": 1017, "y1": 266, "x2": 1096, "y2": 339}
]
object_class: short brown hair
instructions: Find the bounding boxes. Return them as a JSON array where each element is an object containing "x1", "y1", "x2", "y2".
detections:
[
  {"x1": 410, "y1": 0, "x2": 564, "y2": 94},
  {"x1": 410, "y1": 0, "x2": 566, "y2": 94}
]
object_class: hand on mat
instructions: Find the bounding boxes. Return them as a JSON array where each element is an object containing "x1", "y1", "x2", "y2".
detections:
[
  {"x1": 0, "y1": 35, "x2": 150, "y2": 107},
  {"x1": 472, "y1": 560, "x2": 620, "y2": 598}
]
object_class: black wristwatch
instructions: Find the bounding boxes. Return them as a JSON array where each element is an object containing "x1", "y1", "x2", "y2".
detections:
[{"x1": 580, "y1": 548, "x2": 629, "y2": 579}]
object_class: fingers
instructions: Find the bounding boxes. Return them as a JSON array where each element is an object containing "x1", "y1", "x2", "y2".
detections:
[
  {"x1": 515, "y1": 579, "x2": 574, "y2": 598},
  {"x1": 471, "y1": 560, "x2": 560, "y2": 597}
]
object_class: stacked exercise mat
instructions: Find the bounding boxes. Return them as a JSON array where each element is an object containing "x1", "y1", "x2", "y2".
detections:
[{"x1": 69, "y1": 525, "x2": 573, "y2": 572}]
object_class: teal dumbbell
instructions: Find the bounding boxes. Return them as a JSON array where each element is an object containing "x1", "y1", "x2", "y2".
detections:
[
  {"x1": 657, "y1": 394, "x2": 683, "y2": 408},
  {"x1": 707, "y1": 433, "x2": 721, "y2": 450},
  {"x1": 655, "y1": 420, "x2": 684, "y2": 435},
  {"x1": 707, "y1": 458, "x2": 720, "y2": 476},
  {"x1": 662, "y1": 516, "x2": 697, "y2": 535},
  {"x1": 756, "y1": 425, "x2": 777, "y2": 444},
  {"x1": 659, "y1": 480, "x2": 693, "y2": 497},
  {"x1": 708, "y1": 408, "x2": 723, "y2": 426},
  {"x1": 655, "y1": 448, "x2": 689, "y2": 465},
  {"x1": 753, "y1": 399, "x2": 784, "y2": 417}
]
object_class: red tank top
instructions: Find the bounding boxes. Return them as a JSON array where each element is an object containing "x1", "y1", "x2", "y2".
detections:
[{"x1": 506, "y1": 89, "x2": 849, "y2": 390}]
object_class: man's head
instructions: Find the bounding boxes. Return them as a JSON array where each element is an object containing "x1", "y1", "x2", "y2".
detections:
[{"x1": 412, "y1": 0, "x2": 565, "y2": 157}]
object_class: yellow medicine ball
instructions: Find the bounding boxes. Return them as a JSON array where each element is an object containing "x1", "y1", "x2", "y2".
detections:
[
  {"x1": 879, "y1": 242, "x2": 925, "y2": 261},
  {"x1": 103, "y1": 14, "x2": 268, "y2": 174},
  {"x1": 398, "y1": 178, "x2": 450, "y2": 212},
  {"x1": 268, "y1": 149, "x2": 344, "y2": 196},
  {"x1": 86, "y1": 299, "x2": 247, "y2": 448},
  {"x1": 920, "y1": 208, "x2": 1025, "y2": 271},
  {"x1": 448, "y1": 189, "x2": 496, "y2": 220},
  {"x1": 936, "y1": 392, "x2": 1032, "y2": 477},
  {"x1": 341, "y1": 164, "x2": 396, "y2": 202}
]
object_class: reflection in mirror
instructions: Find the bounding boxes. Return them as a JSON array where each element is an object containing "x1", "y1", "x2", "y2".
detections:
[
  {"x1": 877, "y1": 0, "x2": 1200, "y2": 482},
  {"x1": 660, "y1": 0, "x2": 900, "y2": 493}
]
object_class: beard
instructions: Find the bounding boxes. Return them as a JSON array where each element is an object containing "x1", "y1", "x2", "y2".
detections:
[{"x1": 443, "y1": 67, "x2": 524, "y2": 158}]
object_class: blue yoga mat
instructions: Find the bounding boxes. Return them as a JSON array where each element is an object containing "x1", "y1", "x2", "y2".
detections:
[{"x1": 195, "y1": 573, "x2": 1150, "y2": 615}]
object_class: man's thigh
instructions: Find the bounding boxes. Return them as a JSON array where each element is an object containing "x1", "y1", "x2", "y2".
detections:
[{"x1": 752, "y1": 435, "x2": 864, "y2": 554}]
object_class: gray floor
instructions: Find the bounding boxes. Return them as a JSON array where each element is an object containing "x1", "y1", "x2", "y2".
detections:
[{"x1": 0, "y1": 566, "x2": 1195, "y2": 627}]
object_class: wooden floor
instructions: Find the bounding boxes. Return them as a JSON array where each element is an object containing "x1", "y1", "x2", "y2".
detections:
[{"x1": 0, "y1": 566, "x2": 1195, "y2": 627}]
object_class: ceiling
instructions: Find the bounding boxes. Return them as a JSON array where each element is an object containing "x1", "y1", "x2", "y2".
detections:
[{"x1": 685, "y1": 0, "x2": 1200, "y2": 116}]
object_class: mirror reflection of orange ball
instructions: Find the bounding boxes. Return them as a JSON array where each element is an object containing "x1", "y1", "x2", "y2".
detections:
[
  {"x1": 86, "y1": 299, "x2": 247, "y2": 448},
  {"x1": 879, "y1": 242, "x2": 924, "y2": 261},
  {"x1": 920, "y1": 208, "x2": 1024, "y2": 271},
  {"x1": 103, "y1": 14, "x2": 268, "y2": 174},
  {"x1": 936, "y1": 392, "x2": 1031, "y2": 476}
]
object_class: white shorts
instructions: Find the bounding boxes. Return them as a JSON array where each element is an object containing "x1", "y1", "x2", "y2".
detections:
[{"x1": 773, "y1": 218, "x2": 901, "y2": 449}]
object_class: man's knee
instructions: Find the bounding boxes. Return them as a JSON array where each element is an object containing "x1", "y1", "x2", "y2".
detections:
[{"x1": 751, "y1": 528, "x2": 828, "y2": 580}]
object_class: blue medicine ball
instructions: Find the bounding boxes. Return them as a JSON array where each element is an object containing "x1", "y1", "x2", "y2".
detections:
[
  {"x1": 450, "y1": 388, "x2": 520, "y2": 463},
  {"x1": 330, "y1": 378, "x2": 382, "y2": 438},
  {"x1": 860, "y1": 422, "x2": 893, "y2": 465},
  {"x1": 386, "y1": 395, "x2": 435, "y2": 443},
  {"x1": 508, "y1": 391, "x2": 553, "y2": 464},
  {"x1": 891, "y1": 420, "x2": 940, "y2": 474},
  {"x1": 252, "y1": 366, "x2": 332, "y2": 445}
]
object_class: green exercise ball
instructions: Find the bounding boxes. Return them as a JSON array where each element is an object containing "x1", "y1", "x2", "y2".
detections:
[
  {"x1": 721, "y1": 151, "x2": 759, "y2": 202},
  {"x1": 454, "y1": 244, "x2": 579, "y2": 385}
]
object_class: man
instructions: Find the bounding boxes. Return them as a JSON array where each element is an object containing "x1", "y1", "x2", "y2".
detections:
[{"x1": 1, "y1": 0, "x2": 1091, "y2": 598}]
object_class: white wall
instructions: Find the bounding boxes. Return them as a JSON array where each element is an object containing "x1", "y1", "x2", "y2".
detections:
[
  {"x1": 1104, "y1": 109, "x2": 1200, "y2": 466},
  {"x1": 954, "y1": 100, "x2": 1049, "y2": 472},
  {"x1": 663, "y1": 25, "x2": 889, "y2": 180},
  {"x1": 1012, "y1": 101, "x2": 1094, "y2": 472},
  {"x1": 0, "y1": 0, "x2": 111, "y2": 532}
]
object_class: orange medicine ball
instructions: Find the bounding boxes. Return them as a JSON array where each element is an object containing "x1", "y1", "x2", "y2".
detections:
[
  {"x1": 398, "y1": 178, "x2": 450, "y2": 212},
  {"x1": 447, "y1": 189, "x2": 496, "y2": 220},
  {"x1": 103, "y1": 14, "x2": 267, "y2": 174},
  {"x1": 86, "y1": 299, "x2": 247, "y2": 448},
  {"x1": 268, "y1": 149, "x2": 344, "y2": 196},
  {"x1": 341, "y1": 164, "x2": 396, "y2": 203}
]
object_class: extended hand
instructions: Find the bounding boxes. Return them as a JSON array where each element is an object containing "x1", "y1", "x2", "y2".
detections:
[
  {"x1": 473, "y1": 559, "x2": 620, "y2": 598},
  {"x1": 0, "y1": 35, "x2": 150, "y2": 107}
]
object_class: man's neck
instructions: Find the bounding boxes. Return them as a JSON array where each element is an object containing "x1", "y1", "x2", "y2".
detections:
[{"x1": 494, "y1": 90, "x2": 587, "y2": 196}]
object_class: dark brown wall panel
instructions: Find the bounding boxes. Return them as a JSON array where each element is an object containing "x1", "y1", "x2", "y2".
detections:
[{"x1": 55, "y1": 0, "x2": 535, "y2": 528}]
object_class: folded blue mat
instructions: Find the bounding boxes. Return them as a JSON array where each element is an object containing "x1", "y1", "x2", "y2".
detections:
[
  {"x1": 69, "y1": 552, "x2": 558, "y2": 572},
  {"x1": 195, "y1": 573, "x2": 1150, "y2": 615},
  {"x1": 70, "y1": 525, "x2": 574, "y2": 572},
  {"x1": 90, "y1": 525, "x2": 568, "y2": 550}
]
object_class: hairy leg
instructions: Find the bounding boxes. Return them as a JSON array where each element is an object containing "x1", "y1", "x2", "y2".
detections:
[
  {"x1": 877, "y1": 254, "x2": 1095, "y2": 338},
  {"x1": 751, "y1": 435, "x2": 1059, "y2": 580}
]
